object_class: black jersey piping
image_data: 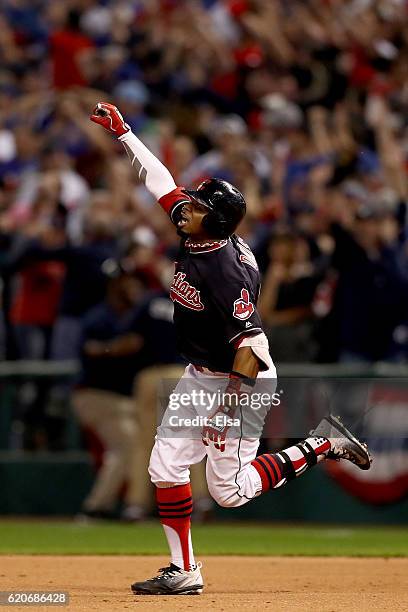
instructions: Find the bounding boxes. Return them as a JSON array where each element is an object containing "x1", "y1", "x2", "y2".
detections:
[{"x1": 233, "y1": 404, "x2": 254, "y2": 502}]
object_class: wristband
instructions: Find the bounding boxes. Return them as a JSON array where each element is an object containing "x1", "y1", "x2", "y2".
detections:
[
  {"x1": 222, "y1": 373, "x2": 255, "y2": 414},
  {"x1": 229, "y1": 371, "x2": 257, "y2": 387}
]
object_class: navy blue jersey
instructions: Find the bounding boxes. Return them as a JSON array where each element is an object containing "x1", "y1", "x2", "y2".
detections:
[
  {"x1": 129, "y1": 291, "x2": 183, "y2": 366},
  {"x1": 159, "y1": 188, "x2": 264, "y2": 372},
  {"x1": 79, "y1": 303, "x2": 147, "y2": 395}
]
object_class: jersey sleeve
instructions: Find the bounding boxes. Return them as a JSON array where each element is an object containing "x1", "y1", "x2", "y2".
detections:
[
  {"x1": 158, "y1": 186, "x2": 190, "y2": 227},
  {"x1": 206, "y1": 276, "x2": 263, "y2": 344}
]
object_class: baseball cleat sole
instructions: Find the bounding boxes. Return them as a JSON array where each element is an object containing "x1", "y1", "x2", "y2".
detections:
[
  {"x1": 310, "y1": 414, "x2": 372, "y2": 470},
  {"x1": 131, "y1": 584, "x2": 203, "y2": 595}
]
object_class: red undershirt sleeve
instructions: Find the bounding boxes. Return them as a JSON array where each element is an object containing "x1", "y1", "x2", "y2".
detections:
[{"x1": 159, "y1": 186, "x2": 191, "y2": 226}]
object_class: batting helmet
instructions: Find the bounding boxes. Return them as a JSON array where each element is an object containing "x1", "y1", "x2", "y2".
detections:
[{"x1": 184, "y1": 178, "x2": 246, "y2": 238}]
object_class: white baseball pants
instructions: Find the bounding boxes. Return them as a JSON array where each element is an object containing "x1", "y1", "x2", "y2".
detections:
[{"x1": 149, "y1": 364, "x2": 277, "y2": 507}]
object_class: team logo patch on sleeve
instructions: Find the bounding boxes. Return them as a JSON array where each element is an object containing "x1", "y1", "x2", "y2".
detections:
[{"x1": 233, "y1": 288, "x2": 255, "y2": 320}]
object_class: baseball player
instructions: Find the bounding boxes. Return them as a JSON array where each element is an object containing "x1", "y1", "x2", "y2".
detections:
[{"x1": 90, "y1": 103, "x2": 372, "y2": 596}]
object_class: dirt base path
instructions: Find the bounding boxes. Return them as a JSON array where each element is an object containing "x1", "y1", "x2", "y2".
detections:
[{"x1": 1, "y1": 556, "x2": 407, "y2": 611}]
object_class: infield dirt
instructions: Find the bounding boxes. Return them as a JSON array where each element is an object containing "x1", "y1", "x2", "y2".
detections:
[{"x1": 2, "y1": 555, "x2": 407, "y2": 611}]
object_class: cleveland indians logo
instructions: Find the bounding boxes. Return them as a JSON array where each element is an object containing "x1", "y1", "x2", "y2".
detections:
[
  {"x1": 170, "y1": 272, "x2": 204, "y2": 311},
  {"x1": 233, "y1": 288, "x2": 254, "y2": 320}
]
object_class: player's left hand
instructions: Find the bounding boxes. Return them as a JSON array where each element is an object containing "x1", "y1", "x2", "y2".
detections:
[
  {"x1": 90, "y1": 102, "x2": 130, "y2": 136},
  {"x1": 202, "y1": 405, "x2": 235, "y2": 452}
]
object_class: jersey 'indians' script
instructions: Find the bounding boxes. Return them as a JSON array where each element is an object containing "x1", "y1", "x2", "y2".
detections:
[{"x1": 170, "y1": 272, "x2": 205, "y2": 311}]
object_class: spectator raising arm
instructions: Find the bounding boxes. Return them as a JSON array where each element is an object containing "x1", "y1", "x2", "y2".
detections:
[{"x1": 366, "y1": 96, "x2": 408, "y2": 203}]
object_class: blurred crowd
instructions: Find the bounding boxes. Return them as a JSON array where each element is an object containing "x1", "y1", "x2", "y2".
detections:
[{"x1": 0, "y1": 0, "x2": 407, "y2": 465}]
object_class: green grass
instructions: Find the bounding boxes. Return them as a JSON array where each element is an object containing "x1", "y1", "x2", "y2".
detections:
[{"x1": 0, "y1": 521, "x2": 407, "y2": 557}]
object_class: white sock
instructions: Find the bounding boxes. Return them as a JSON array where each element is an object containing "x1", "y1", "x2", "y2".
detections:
[{"x1": 162, "y1": 524, "x2": 196, "y2": 570}]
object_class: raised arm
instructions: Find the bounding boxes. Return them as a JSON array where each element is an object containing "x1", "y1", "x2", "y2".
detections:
[{"x1": 90, "y1": 102, "x2": 189, "y2": 223}]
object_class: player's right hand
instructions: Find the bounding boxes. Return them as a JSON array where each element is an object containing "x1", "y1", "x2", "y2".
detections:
[{"x1": 90, "y1": 102, "x2": 130, "y2": 136}]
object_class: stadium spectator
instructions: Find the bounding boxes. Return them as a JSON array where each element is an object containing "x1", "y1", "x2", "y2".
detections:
[
  {"x1": 73, "y1": 260, "x2": 146, "y2": 519},
  {"x1": 258, "y1": 229, "x2": 323, "y2": 362},
  {"x1": 49, "y1": 8, "x2": 95, "y2": 90},
  {"x1": 330, "y1": 207, "x2": 408, "y2": 362}
]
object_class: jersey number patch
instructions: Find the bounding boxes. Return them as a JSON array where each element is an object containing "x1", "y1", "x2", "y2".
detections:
[{"x1": 233, "y1": 288, "x2": 254, "y2": 321}]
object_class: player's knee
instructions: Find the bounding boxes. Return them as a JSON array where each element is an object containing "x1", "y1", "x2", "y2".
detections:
[
  {"x1": 207, "y1": 483, "x2": 241, "y2": 508},
  {"x1": 155, "y1": 481, "x2": 178, "y2": 488},
  {"x1": 148, "y1": 439, "x2": 189, "y2": 485},
  {"x1": 148, "y1": 450, "x2": 165, "y2": 484}
]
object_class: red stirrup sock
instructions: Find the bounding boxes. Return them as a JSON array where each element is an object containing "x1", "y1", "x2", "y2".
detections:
[
  {"x1": 251, "y1": 436, "x2": 331, "y2": 492},
  {"x1": 156, "y1": 483, "x2": 195, "y2": 570}
]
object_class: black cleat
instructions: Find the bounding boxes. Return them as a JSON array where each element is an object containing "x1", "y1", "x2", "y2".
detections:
[{"x1": 310, "y1": 414, "x2": 372, "y2": 470}]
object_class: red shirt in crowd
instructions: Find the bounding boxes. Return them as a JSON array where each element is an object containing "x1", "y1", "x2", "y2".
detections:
[
  {"x1": 10, "y1": 262, "x2": 66, "y2": 327},
  {"x1": 50, "y1": 29, "x2": 94, "y2": 90}
]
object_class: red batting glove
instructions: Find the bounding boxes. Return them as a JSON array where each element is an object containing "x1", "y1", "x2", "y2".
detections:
[
  {"x1": 90, "y1": 102, "x2": 130, "y2": 136},
  {"x1": 202, "y1": 404, "x2": 235, "y2": 453}
]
